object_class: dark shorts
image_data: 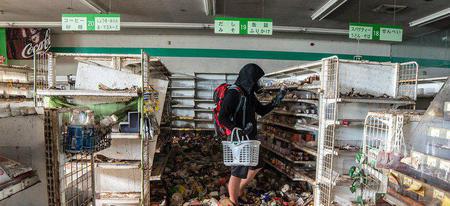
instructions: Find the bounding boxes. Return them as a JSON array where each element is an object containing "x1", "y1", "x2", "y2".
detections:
[{"x1": 230, "y1": 151, "x2": 264, "y2": 179}]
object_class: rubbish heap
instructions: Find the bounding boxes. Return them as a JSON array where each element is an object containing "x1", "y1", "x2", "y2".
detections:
[{"x1": 151, "y1": 133, "x2": 313, "y2": 206}]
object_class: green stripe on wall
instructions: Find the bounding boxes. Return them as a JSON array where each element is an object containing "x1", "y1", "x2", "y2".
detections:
[{"x1": 51, "y1": 47, "x2": 450, "y2": 68}]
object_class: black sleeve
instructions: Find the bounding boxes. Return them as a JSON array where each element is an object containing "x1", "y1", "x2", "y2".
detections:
[
  {"x1": 218, "y1": 89, "x2": 241, "y2": 130},
  {"x1": 254, "y1": 95, "x2": 275, "y2": 116}
]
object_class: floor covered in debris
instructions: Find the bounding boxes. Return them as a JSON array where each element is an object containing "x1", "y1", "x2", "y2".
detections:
[{"x1": 150, "y1": 133, "x2": 313, "y2": 206}]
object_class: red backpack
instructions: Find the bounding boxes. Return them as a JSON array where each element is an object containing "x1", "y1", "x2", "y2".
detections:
[{"x1": 213, "y1": 83, "x2": 244, "y2": 136}]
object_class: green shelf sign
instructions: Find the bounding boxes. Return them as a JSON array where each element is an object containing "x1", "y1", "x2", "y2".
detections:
[
  {"x1": 214, "y1": 17, "x2": 273, "y2": 35},
  {"x1": 349, "y1": 22, "x2": 402, "y2": 42},
  {"x1": 62, "y1": 14, "x2": 120, "y2": 31},
  {"x1": 0, "y1": 28, "x2": 7, "y2": 64}
]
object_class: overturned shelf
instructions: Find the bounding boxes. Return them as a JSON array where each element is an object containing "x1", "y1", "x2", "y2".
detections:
[{"x1": 37, "y1": 89, "x2": 138, "y2": 97}]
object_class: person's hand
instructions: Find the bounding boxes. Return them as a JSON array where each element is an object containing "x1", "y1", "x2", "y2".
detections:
[{"x1": 272, "y1": 87, "x2": 287, "y2": 106}]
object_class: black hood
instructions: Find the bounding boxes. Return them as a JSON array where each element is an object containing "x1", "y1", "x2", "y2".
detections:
[{"x1": 235, "y1": 63, "x2": 265, "y2": 94}]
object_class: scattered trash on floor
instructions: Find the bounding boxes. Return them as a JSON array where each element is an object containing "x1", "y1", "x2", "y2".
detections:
[{"x1": 150, "y1": 133, "x2": 313, "y2": 206}]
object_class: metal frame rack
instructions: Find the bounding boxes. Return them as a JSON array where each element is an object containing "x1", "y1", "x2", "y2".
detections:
[
  {"x1": 169, "y1": 72, "x2": 237, "y2": 132},
  {"x1": 35, "y1": 50, "x2": 167, "y2": 206},
  {"x1": 383, "y1": 78, "x2": 450, "y2": 206},
  {"x1": 262, "y1": 56, "x2": 419, "y2": 206},
  {"x1": 361, "y1": 111, "x2": 422, "y2": 205},
  {"x1": 44, "y1": 108, "x2": 95, "y2": 206}
]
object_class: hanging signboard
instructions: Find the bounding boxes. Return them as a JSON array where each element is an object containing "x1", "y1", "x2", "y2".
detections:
[
  {"x1": 215, "y1": 17, "x2": 272, "y2": 35},
  {"x1": 6, "y1": 28, "x2": 51, "y2": 59},
  {"x1": 349, "y1": 22, "x2": 403, "y2": 42},
  {"x1": 62, "y1": 14, "x2": 120, "y2": 31},
  {"x1": 0, "y1": 28, "x2": 7, "y2": 64}
]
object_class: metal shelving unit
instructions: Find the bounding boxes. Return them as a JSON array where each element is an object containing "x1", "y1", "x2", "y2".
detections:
[
  {"x1": 169, "y1": 73, "x2": 237, "y2": 132},
  {"x1": 35, "y1": 51, "x2": 169, "y2": 206},
  {"x1": 261, "y1": 56, "x2": 419, "y2": 206},
  {"x1": 258, "y1": 65, "x2": 321, "y2": 186}
]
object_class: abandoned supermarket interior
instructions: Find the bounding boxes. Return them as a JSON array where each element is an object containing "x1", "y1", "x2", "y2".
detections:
[{"x1": 1, "y1": 0, "x2": 450, "y2": 206}]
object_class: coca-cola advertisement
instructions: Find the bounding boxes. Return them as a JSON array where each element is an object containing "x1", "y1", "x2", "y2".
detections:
[{"x1": 6, "y1": 28, "x2": 51, "y2": 59}]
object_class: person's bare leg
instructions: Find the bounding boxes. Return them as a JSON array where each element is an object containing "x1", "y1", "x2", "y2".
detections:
[
  {"x1": 239, "y1": 168, "x2": 261, "y2": 196},
  {"x1": 228, "y1": 175, "x2": 241, "y2": 205}
]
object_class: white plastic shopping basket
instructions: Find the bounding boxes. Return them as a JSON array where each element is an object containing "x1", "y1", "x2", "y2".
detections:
[{"x1": 222, "y1": 128, "x2": 260, "y2": 166}]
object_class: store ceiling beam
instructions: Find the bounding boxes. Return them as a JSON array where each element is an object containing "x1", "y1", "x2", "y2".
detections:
[
  {"x1": 409, "y1": 7, "x2": 450, "y2": 27},
  {"x1": 203, "y1": 0, "x2": 216, "y2": 16},
  {"x1": 311, "y1": 0, "x2": 348, "y2": 21},
  {"x1": 0, "y1": 21, "x2": 349, "y2": 35},
  {"x1": 79, "y1": 0, "x2": 107, "y2": 14}
]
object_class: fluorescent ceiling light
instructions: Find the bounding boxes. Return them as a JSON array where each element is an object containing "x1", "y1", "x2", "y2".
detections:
[
  {"x1": 80, "y1": 0, "x2": 107, "y2": 14},
  {"x1": 311, "y1": 0, "x2": 348, "y2": 21},
  {"x1": 409, "y1": 8, "x2": 450, "y2": 27},
  {"x1": 203, "y1": 0, "x2": 215, "y2": 16}
]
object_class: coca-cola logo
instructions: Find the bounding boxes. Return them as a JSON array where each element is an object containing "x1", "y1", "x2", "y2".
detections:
[{"x1": 21, "y1": 29, "x2": 51, "y2": 59}]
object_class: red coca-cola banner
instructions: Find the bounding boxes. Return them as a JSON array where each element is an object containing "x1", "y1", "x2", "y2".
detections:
[{"x1": 6, "y1": 28, "x2": 51, "y2": 59}]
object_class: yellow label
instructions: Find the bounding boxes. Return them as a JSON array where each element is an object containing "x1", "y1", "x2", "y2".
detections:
[
  {"x1": 427, "y1": 156, "x2": 438, "y2": 167},
  {"x1": 429, "y1": 127, "x2": 441, "y2": 137},
  {"x1": 403, "y1": 176, "x2": 413, "y2": 186},
  {"x1": 433, "y1": 189, "x2": 444, "y2": 200}
]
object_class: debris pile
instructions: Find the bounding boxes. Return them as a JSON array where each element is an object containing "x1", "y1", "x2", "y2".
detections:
[{"x1": 151, "y1": 133, "x2": 313, "y2": 206}]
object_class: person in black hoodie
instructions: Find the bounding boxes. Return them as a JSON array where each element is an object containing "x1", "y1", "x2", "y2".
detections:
[{"x1": 219, "y1": 63, "x2": 286, "y2": 205}]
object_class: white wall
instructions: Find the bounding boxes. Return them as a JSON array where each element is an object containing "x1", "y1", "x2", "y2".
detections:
[
  {"x1": 9, "y1": 30, "x2": 449, "y2": 78},
  {"x1": 50, "y1": 32, "x2": 391, "y2": 75},
  {"x1": 0, "y1": 115, "x2": 48, "y2": 206}
]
